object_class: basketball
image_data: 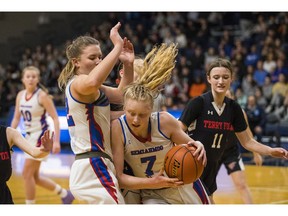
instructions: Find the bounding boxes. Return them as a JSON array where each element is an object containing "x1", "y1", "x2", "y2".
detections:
[{"x1": 164, "y1": 145, "x2": 204, "y2": 184}]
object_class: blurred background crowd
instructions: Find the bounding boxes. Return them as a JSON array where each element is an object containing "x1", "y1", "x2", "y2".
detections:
[{"x1": 0, "y1": 12, "x2": 288, "y2": 143}]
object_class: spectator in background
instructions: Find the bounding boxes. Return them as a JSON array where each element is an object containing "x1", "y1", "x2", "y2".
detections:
[
  {"x1": 1, "y1": 12, "x2": 288, "y2": 120},
  {"x1": 271, "y1": 73, "x2": 288, "y2": 98},
  {"x1": 244, "y1": 44, "x2": 260, "y2": 68},
  {"x1": 263, "y1": 52, "x2": 277, "y2": 75},
  {"x1": 242, "y1": 73, "x2": 258, "y2": 97},
  {"x1": 245, "y1": 95, "x2": 266, "y2": 143},
  {"x1": 254, "y1": 86, "x2": 267, "y2": 109},
  {"x1": 189, "y1": 75, "x2": 207, "y2": 99},
  {"x1": 271, "y1": 59, "x2": 288, "y2": 83},
  {"x1": 262, "y1": 75, "x2": 273, "y2": 103},
  {"x1": 253, "y1": 60, "x2": 268, "y2": 87}
]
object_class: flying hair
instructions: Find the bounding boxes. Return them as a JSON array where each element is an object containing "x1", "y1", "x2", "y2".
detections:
[
  {"x1": 123, "y1": 43, "x2": 178, "y2": 109},
  {"x1": 136, "y1": 43, "x2": 178, "y2": 93}
]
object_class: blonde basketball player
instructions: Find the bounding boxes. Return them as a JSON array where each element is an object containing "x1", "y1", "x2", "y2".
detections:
[
  {"x1": 111, "y1": 43, "x2": 211, "y2": 204},
  {"x1": 10, "y1": 66, "x2": 74, "y2": 204},
  {"x1": 58, "y1": 22, "x2": 134, "y2": 204}
]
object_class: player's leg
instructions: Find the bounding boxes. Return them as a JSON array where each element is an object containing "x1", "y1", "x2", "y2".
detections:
[
  {"x1": 34, "y1": 163, "x2": 74, "y2": 204},
  {"x1": 70, "y1": 158, "x2": 125, "y2": 204},
  {"x1": 229, "y1": 169, "x2": 253, "y2": 204},
  {"x1": 226, "y1": 158, "x2": 253, "y2": 204},
  {"x1": 22, "y1": 158, "x2": 38, "y2": 204}
]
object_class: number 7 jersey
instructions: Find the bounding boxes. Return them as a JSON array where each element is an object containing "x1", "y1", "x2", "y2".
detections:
[{"x1": 118, "y1": 112, "x2": 172, "y2": 178}]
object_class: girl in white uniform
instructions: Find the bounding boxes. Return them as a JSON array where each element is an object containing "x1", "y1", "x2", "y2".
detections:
[
  {"x1": 111, "y1": 43, "x2": 211, "y2": 204},
  {"x1": 11, "y1": 66, "x2": 73, "y2": 204},
  {"x1": 118, "y1": 112, "x2": 210, "y2": 204},
  {"x1": 58, "y1": 22, "x2": 134, "y2": 204}
]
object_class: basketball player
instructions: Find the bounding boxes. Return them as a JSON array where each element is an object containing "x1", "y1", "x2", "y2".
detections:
[
  {"x1": 178, "y1": 58, "x2": 288, "y2": 203},
  {"x1": 57, "y1": 22, "x2": 134, "y2": 204},
  {"x1": 10, "y1": 66, "x2": 74, "y2": 204},
  {"x1": 111, "y1": 57, "x2": 167, "y2": 204},
  {"x1": 111, "y1": 43, "x2": 210, "y2": 204},
  {"x1": 0, "y1": 127, "x2": 53, "y2": 204}
]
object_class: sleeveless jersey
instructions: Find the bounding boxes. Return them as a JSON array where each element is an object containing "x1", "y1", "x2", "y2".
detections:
[
  {"x1": 179, "y1": 91, "x2": 247, "y2": 195},
  {"x1": 66, "y1": 78, "x2": 124, "y2": 204},
  {"x1": 119, "y1": 112, "x2": 172, "y2": 178},
  {"x1": 19, "y1": 88, "x2": 48, "y2": 134},
  {"x1": 65, "y1": 78, "x2": 112, "y2": 156},
  {"x1": 0, "y1": 126, "x2": 13, "y2": 204},
  {"x1": 119, "y1": 112, "x2": 210, "y2": 204}
]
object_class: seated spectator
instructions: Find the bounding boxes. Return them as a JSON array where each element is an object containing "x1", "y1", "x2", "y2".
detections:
[
  {"x1": 245, "y1": 95, "x2": 266, "y2": 143},
  {"x1": 271, "y1": 73, "x2": 288, "y2": 98},
  {"x1": 253, "y1": 60, "x2": 268, "y2": 87},
  {"x1": 265, "y1": 91, "x2": 288, "y2": 147},
  {"x1": 254, "y1": 86, "x2": 267, "y2": 109},
  {"x1": 189, "y1": 75, "x2": 207, "y2": 98},
  {"x1": 234, "y1": 87, "x2": 247, "y2": 109},
  {"x1": 241, "y1": 73, "x2": 258, "y2": 97},
  {"x1": 263, "y1": 52, "x2": 277, "y2": 75},
  {"x1": 271, "y1": 59, "x2": 288, "y2": 83},
  {"x1": 262, "y1": 75, "x2": 273, "y2": 103},
  {"x1": 244, "y1": 44, "x2": 260, "y2": 67}
]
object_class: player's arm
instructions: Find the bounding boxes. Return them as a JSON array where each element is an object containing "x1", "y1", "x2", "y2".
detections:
[
  {"x1": 236, "y1": 130, "x2": 287, "y2": 159},
  {"x1": 111, "y1": 118, "x2": 182, "y2": 190},
  {"x1": 10, "y1": 91, "x2": 23, "y2": 128},
  {"x1": 232, "y1": 102, "x2": 285, "y2": 158},
  {"x1": 39, "y1": 91, "x2": 61, "y2": 154},
  {"x1": 7, "y1": 127, "x2": 53, "y2": 158},
  {"x1": 160, "y1": 112, "x2": 207, "y2": 166},
  {"x1": 101, "y1": 38, "x2": 134, "y2": 104}
]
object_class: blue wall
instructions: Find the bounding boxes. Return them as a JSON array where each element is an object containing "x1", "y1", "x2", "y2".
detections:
[{"x1": 7, "y1": 107, "x2": 183, "y2": 145}]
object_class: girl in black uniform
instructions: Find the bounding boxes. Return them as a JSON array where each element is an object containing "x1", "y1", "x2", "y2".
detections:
[
  {"x1": 178, "y1": 58, "x2": 288, "y2": 203},
  {"x1": 0, "y1": 126, "x2": 53, "y2": 204}
]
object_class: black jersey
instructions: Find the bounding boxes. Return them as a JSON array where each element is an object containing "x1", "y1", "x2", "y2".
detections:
[
  {"x1": 0, "y1": 126, "x2": 13, "y2": 204},
  {"x1": 179, "y1": 91, "x2": 247, "y2": 195}
]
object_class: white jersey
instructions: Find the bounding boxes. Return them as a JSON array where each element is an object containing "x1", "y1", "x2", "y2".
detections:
[
  {"x1": 120, "y1": 112, "x2": 172, "y2": 178},
  {"x1": 66, "y1": 78, "x2": 124, "y2": 204},
  {"x1": 19, "y1": 88, "x2": 48, "y2": 134},
  {"x1": 119, "y1": 112, "x2": 210, "y2": 204},
  {"x1": 19, "y1": 88, "x2": 49, "y2": 161},
  {"x1": 65, "y1": 78, "x2": 112, "y2": 157}
]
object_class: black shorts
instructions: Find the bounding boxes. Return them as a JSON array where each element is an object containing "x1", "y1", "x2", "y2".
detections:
[
  {"x1": 201, "y1": 144, "x2": 244, "y2": 196},
  {"x1": 220, "y1": 144, "x2": 244, "y2": 175}
]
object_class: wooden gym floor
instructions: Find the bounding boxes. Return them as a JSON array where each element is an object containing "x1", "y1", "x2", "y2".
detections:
[{"x1": 7, "y1": 151, "x2": 288, "y2": 204}]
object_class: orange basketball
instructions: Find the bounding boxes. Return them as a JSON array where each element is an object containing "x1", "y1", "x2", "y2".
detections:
[{"x1": 164, "y1": 145, "x2": 204, "y2": 184}]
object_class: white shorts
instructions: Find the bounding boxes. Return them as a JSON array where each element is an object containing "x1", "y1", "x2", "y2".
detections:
[
  {"x1": 69, "y1": 156, "x2": 125, "y2": 204},
  {"x1": 141, "y1": 179, "x2": 211, "y2": 204},
  {"x1": 121, "y1": 189, "x2": 141, "y2": 204},
  {"x1": 24, "y1": 131, "x2": 48, "y2": 161}
]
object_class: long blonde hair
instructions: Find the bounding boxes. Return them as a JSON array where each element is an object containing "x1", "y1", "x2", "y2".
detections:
[
  {"x1": 123, "y1": 43, "x2": 178, "y2": 108},
  {"x1": 136, "y1": 43, "x2": 178, "y2": 92},
  {"x1": 57, "y1": 36, "x2": 100, "y2": 91}
]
